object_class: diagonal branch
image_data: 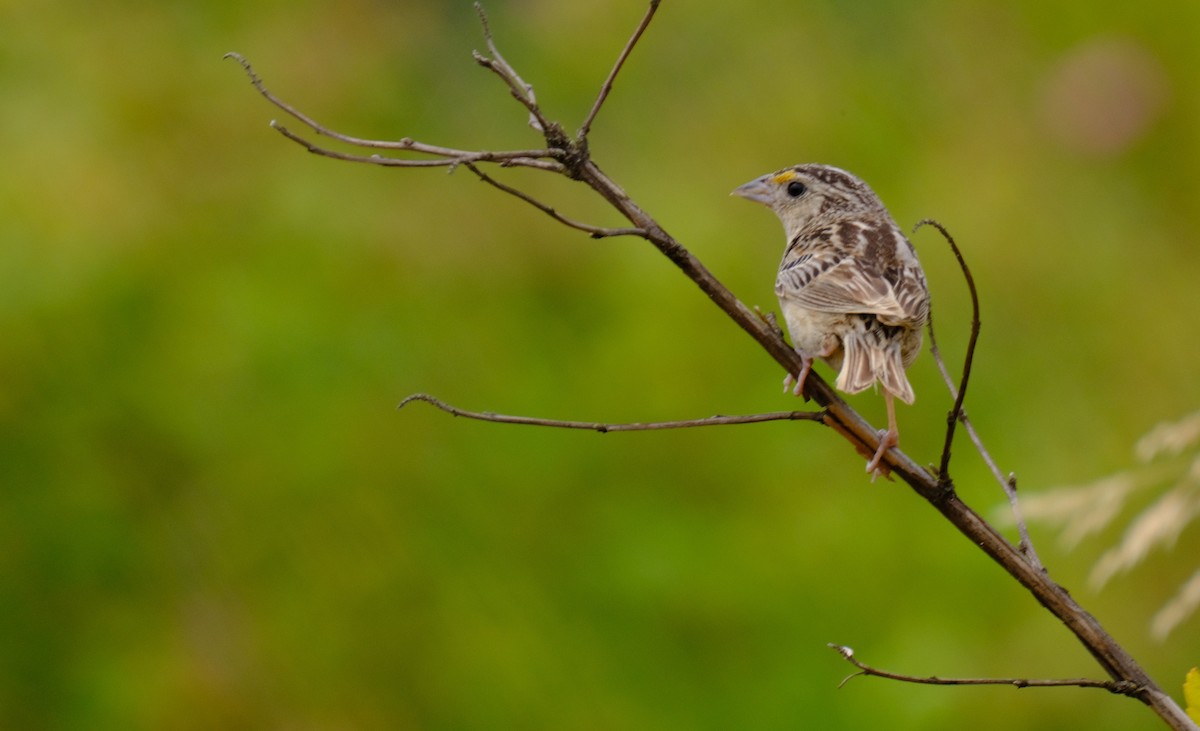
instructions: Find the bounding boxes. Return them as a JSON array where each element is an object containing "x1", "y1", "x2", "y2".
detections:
[
  {"x1": 398, "y1": 393, "x2": 826, "y2": 432},
  {"x1": 828, "y1": 645, "x2": 1144, "y2": 697},
  {"x1": 578, "y1": 0, "x2": 662, "y2": 139}
]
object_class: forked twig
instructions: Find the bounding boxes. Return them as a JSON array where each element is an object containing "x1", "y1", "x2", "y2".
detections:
[
  {"x1": 828, "y1": 644, "x2": 1143, "y2": 697},
  {"x1": 224, "y1": 52, "x2": 562, "y2": 170},
  {"x1": 578, "y1": 0, "x2": 662, "y2": 139},
  {"x1": 473, "y1": 2, "x2": 551, "y2": 134},
  {"x1": 399, "y1": 393, "x2": 826, "y2": 432}
]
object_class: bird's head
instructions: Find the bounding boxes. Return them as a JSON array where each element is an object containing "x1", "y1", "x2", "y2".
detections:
[{"x1": 732, "y1": 163, "x2": 882, "y2": 237}]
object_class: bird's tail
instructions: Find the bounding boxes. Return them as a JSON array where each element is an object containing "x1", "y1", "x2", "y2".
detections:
[{"x1": 836, "y1": 331, "x2": 916, "y2": 405}]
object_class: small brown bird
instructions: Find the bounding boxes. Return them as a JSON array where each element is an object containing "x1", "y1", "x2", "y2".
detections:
[{"x1": 733, "y1": 164, "x2": 930, "y2": 476}]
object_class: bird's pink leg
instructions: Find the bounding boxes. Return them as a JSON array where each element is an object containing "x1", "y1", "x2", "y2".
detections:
[
  {"x1": 782, "y1": 353, "x2": 816, "y2": 396},
  {"x1": 866, "y1": 391, "x2": 900, "y2": 478},
  {"x1": 783, "y1": 341, "x2": 836, "y2": 397}
]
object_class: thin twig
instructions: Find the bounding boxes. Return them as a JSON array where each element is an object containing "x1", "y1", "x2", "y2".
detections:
[
  {"x1": 464, "y1": 163, "x2": 646, "y2": 238},
  {"x1": 827, "y1": 645, "x2": 1143, "y2": 697},
  {"x1": 398, "y1": 393, "x2": 826, "y2": 432},
  {"x1": 578, "y1": 0, "x2": 662, "y2": 140},
  {"x1": 918, "y1": 220, "x2": 1042, "y2": 570}
]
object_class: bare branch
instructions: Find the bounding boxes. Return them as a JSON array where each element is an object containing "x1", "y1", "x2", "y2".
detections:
[
  {"x1": 578, "y1": 0, "x2": 662, "y2": 139},
  {"x1": 398, "y1": 393, "x2": 827, "y2": 432},
  {"x1": 464, "y1": 163, "x2": 646, "y2": 238},
  {"x1": 827, "y1": 645, "x2": 1144, "y2": 697}
]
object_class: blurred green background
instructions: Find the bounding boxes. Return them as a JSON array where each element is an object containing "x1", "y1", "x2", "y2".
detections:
[{"x1": 3, "y1": 1, "x2": 1200, "y2": 729}]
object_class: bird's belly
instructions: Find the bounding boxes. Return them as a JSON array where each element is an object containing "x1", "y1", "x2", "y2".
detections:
[{"x1": 779, "y1": 301, "x2": 850, "y2": 368}]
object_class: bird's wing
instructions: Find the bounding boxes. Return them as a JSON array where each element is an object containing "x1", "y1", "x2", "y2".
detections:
[{"x1": 776, "y1": 255, "x2": 925, "y2": 325}]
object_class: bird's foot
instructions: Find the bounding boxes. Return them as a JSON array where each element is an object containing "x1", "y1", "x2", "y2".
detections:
[
  {"x1": 866, "y1": 427, "x2": 898, "y2": 481},
  {"x1": 782, "y1": 355, "x2": 815, "y2": 397}
]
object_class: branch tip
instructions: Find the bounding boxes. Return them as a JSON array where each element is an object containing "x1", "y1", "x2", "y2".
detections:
[
  {"x1": 397, "y1": 393, "x2": 435, "y2": 410},
  {"x1": 223, "y1": 51, "x2": 253, "y2": 77},
  {"x1": 473, "y1": 2, "x2": 491, "y2": 38}
]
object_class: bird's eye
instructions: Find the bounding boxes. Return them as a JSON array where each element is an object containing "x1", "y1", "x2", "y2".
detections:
[{"x1": 786, "y1": 180, "x2": 807, "y2": 198}]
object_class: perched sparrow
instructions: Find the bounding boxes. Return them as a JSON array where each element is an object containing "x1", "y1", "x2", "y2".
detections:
[{"x1": 733, "y1": 164, "x2": 930, "y2": 476}]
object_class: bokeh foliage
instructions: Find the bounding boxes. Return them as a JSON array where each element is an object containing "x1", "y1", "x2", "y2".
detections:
[{"x1": 3, "y1": 1, "x2": 1199, "y2": 729}]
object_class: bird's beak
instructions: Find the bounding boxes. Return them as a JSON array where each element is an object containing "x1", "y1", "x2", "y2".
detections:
[{"x1": 731, "y1": 176, "x2": 772, "y2": 205}]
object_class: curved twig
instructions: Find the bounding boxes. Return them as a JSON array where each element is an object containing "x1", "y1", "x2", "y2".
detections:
[
  {"x1": 398, "y1": 393, "x2": 826, "y2": 432},
  {"x1": 913, "y1": 219, "x2": 978, "y2": 484},
  {"x1": 918, "y1": 220, "x2": 1041, "y2": 569}
]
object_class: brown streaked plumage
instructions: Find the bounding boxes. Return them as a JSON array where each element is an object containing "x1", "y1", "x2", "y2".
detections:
[{"x1": 733, "y1": 164, "x2": 930, "y2": 477}]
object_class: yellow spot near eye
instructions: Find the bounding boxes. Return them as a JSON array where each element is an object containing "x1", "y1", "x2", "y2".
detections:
[{"x1": 771, "y1": 171, "x2": 797, "y2": 185}]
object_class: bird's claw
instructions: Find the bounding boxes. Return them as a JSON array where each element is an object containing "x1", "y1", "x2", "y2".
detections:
[
  {"x1": 783, "y1": 355, "x2": 814, "y2": 397},
  {"x1": 866, "y1": 428, "x2": 898, "y2": 481}
]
